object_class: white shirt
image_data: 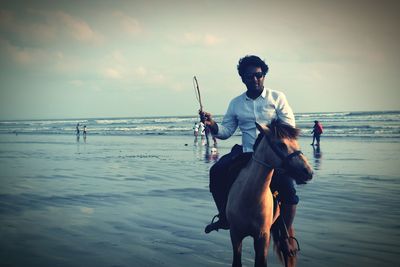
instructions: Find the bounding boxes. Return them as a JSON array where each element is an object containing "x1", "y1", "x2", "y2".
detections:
[
  {"x1": 199, "y1": 122, "x2": 206, "y2": 136},
  {"x1": 215, "y1": 88, "x2": 295, "y2": 152}
]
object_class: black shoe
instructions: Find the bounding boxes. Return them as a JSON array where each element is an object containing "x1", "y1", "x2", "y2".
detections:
[{"x1": 204, "y1": 214, "x2": 229, "y2": 234}]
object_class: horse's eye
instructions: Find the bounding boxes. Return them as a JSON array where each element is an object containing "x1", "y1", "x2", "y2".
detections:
[{"x1": 278, "y1": 142, "x2": 287, "y2": 151}]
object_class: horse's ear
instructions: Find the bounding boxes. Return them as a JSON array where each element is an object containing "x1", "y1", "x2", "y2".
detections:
[{"x1": 255, "y1": 122, "x2": 269, "y2": 134}]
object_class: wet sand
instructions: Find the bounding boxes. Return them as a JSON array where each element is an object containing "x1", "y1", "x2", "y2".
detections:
[{"x1": 0, "y1": 134, "x2": 399, "y2": 266}]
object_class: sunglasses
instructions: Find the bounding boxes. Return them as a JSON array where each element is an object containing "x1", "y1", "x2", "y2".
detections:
[{"x1": 244, "y1": 72, "x2": 264, "y2": 80}]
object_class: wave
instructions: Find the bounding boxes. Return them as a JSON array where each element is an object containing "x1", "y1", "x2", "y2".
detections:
[
  {"x1": 296, "y1": 112, "x2": 351, "y2": 118},
  {"x1": 301, "y1": 124, "x2": 400, "y2": 130},
  {"x1": 347, "y1": 110, "x2": 400, "y2": 116},
  {"x1": 0, "y1": 120, "x2": 89, "y2": 126},
  {"x1": 1, "y1": 111, "x2": 399, "y2": 138}
]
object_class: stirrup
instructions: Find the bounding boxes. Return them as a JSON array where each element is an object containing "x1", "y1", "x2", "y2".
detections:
[
  {"x1": 204, "y1": 214, "x2": 227, "y2": 234},
  {"x1": 289, "y1": 236, "x2": 300, "y2": 252},
  {"x1": 280, "y1": 236, "x2": 301, "y2": 257},
  {"x1": 210, "y1": 214, "x2": 219, "y2": 223}
]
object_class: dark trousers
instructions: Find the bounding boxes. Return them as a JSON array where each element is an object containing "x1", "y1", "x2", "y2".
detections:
[
  {"x1": 209, "y1": 145, "x2": 251, "y2": 217},
  {"x1": 312, "y1": 133, "x2": 321, "y2": 144}
]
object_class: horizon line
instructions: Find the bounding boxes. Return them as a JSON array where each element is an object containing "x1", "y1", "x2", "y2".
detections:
[{"x1": 1, "y1": 109, "x2": 399, "y2": 122}]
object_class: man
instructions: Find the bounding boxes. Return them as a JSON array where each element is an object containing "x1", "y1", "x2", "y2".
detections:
[{"x1": 201, "y1": 55, "x2": 299, "y2": 255}]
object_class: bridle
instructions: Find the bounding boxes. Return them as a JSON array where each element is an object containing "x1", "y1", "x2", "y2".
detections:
[{"x1": 252, "y1": 134, "x2": 303, "y2": 173}]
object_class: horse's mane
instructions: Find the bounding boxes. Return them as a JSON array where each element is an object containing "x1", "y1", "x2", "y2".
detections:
[
  {"x1": 253, "y1": 119, "x2": 300, "y2": 151},
  {"x1": 269, "y1": 119, "x2": 300, "y2": 139}
]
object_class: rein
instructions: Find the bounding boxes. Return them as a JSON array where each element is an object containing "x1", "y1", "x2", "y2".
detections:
[
  {"x1": 252, "y1": 154, "x2": 274, "y2": 169},
  {"x1": 252, "y1": 135, "x2": 303, "y2": 173}
]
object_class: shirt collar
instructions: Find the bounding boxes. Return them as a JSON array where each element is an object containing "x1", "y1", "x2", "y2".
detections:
[{"x1": 245, "y1": 87, "x2": 267, "y2": 100}]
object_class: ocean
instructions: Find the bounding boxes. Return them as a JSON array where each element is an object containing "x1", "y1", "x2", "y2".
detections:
[
  {"x1": 0, "y1": 110, "x2": 399, "y2": 267},
  {"x1": 1, "y1": 110, "x2": 399, "y2": 138}
]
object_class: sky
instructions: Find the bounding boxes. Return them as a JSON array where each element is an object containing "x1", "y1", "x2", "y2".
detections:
[{"x1": 0, "y1": 0, "x2": 399, "y2": 120}]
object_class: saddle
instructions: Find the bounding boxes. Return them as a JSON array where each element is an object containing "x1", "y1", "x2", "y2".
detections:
[{"x1": 226, "y1": 145, "x2": 252, "y2": 187}]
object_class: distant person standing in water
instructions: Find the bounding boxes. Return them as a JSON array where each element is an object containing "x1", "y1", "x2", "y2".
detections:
[
  {"x1": 83, "y1": 125, "x2": 87, "y2": 137},
  {"x1": 311, "y1": 120, "x2": 323, "y2": 146},
  {"x1": 76, "y1": 123, "x2": 80, "y2": 136},
  {"x1": 193, "y1": 122, "x2": 199, "y2": 142},
  {"x1": 199, "y1": 121, "x2": 206, "y2": 144}
]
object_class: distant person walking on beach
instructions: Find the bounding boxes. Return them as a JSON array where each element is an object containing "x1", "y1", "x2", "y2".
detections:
[
  {"x1": 83, "y1": 125, "x2": 87, "y2": 137},
  {"x1": 199, "y1": 121, "x2": 207, "y2": 145},
  {"x1": 193, "y1": 122, "x2": 199, "y2": 136},
  {"x1": 193, "y1": 122, "x2": 199, "y2": 142},
  {"x1": 76, "y1": 123, "x2": 80, "y2": 136},
  {"x1": 311, "y1": 120, "x2": 323, "y2": 146},
  {"x1": 200, "y1": 55, "x2": 301, "y2": 255}
]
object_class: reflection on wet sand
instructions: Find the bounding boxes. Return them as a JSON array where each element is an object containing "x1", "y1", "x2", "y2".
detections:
[
  {"x1": 205, "y1": 146, "x2": 219, "y2": 163},
  {"x1": 312, "y1": 145, "x2": 322, "y2": 170},
  {"x1": 193, "y1": 140, "x2": 219, "y2": 163}
]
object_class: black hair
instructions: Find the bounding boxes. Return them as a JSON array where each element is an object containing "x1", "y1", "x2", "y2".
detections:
[{"x1": 237, "y1": 55, "x2": 269, "y2": 77}]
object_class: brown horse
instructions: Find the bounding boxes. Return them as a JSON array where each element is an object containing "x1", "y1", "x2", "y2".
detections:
[{"x1": 226, "y1": 120, "x2": 313, "y2": 267}]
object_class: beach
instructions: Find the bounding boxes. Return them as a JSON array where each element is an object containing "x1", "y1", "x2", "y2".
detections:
[{"x1": 0, "y1": 132, "x2": 399, "y2": 267}]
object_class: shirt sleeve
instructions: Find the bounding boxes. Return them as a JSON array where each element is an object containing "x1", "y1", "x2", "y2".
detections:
[
  {"x1": 215, "y1": 99, "x2": 238, "y2": 140},
  {"x1": 276, "y1": 93, "x2": 296, "y2": 127}
]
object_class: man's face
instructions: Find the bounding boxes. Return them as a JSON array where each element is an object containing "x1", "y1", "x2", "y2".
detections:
[{"x1": 242, "y1": 66, "x2": 265, "y2": 94}]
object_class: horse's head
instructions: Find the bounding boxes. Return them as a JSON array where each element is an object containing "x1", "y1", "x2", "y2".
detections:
[{"x1": 254, "y1": 120, "x2": 313, "y2": 184}]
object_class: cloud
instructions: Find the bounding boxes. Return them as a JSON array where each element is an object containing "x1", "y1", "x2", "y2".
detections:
[
  {"x1": 104, "y1": 67, "x2": 123, "y2": 79},
  {"x1": 52, "y1": 11, "x2": 104, "y2": 44},
  {"x1": 113, "y1": 11, "x2": 143, "y2": 35},
  {"x1": 0, "y1": 38, "x2": 89, "y2": 73},
  {"x1": 100, "y1": 61, "x2": 178, "y2": 92},
  {"x1": 171, "y1": 82, "x2": 184, "y2": 92},
  {"x1": 0, "y1": 9, "x2": 15, "y2": 30},
  {"x1": 134, "y1": 66, "x2": 147, "y2": 76},
  {"x1": 0, "y1": 8, "x2": 103, "y2": 45},
  {"x1": 131, "y1": 66, "x2": 166, "y2": 84},
  {"x1": 204, "y1": 34, "x2": 222, "y2": 46},
  {"x1": 181, "y1": 32, "x2": 223, "y2": 46},
  {"x1": 110, "y1": 50, "x2": 126, "y2": 64},
  {"x1": 0, "y1": 38, "x2": 30, "y2": 64},
  {"x1": 0, "y1": 38, "x2": 55, "y2": 65},
  {"x1": 0, "y1": 9, "x2": 56, "y2": 43},
  {"x1": 69, "y1": 80, "x2": 84, "y2": 87}
]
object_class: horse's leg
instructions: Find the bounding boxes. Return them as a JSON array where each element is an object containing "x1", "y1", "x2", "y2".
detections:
[
  {"x1": 230, "y1": 229, "x2": 243, "y2": 267},
  {"x1": 253, "y1": 233, "x2": 269, "y2": 267},
  {"x1": 285, "y1": 238, "x2": 297, "y2": 267},
  {"x1": 284, "y1": 252, "x2": 297, "y2": 267}
]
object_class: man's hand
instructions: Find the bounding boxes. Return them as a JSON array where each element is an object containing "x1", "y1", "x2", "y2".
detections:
[
  {"x1": 199, "y1": 110, "x2": 218, "y2": 134},
  {"x1": 200, "y1": 111, "x2": 214, "y2": 126}
]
